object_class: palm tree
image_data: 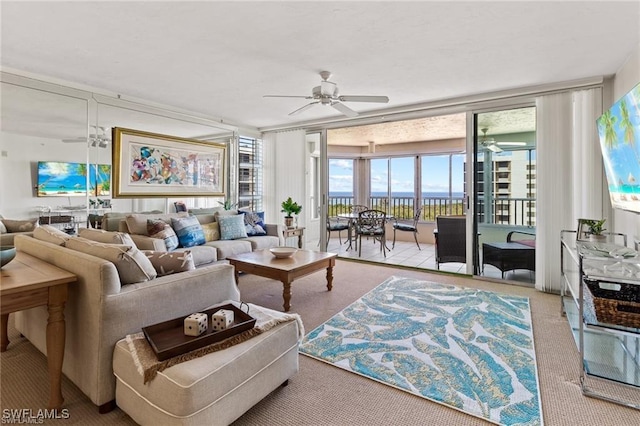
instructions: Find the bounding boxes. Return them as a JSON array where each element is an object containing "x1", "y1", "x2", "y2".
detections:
[
  {"x1": 597, "y1": 110, "x2": 617, "y2": 150},
  {"x1": 620, "y1": 99, "x2": 637, "y2": 147}
]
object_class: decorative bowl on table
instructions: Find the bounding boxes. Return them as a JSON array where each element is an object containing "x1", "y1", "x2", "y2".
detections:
[
  {"x1": 0, "y1": 246, "x2": 17, "y2": 268},
  {"x1": 269, "y1": 247, "x2": 298, "y2": 259}
]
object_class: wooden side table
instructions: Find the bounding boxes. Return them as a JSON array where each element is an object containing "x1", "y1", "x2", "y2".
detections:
[
  {"x1": 282, "y1": 227, "x2": 305, "y2": 248},
  {"x1": 1, "y1": 252, "x2": 77, "y2": 410}
]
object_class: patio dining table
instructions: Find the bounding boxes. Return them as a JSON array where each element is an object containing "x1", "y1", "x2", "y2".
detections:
[{"x1": 337, "y1": 212, "x2": 395, "y2": 251}]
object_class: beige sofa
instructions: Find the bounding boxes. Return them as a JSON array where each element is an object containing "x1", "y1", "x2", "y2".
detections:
[
  {"x1": 13, "y1": 233, "x2": 242, "y2": 411},
  {"x1": 103, "y1": 211, "x2": 284, "y2": 260},
  {"x1": 0, "y1": 215, "x2": 37, "y2": 246}
]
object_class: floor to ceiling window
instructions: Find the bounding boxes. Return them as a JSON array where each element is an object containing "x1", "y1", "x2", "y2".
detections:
[{"x1": 238, "y1": 136, "x2": 263, "y2": 211}]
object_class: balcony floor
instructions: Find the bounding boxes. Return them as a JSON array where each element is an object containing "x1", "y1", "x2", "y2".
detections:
[{"x1": 321, "y1": 236, "x2": 535, "y2": 285}]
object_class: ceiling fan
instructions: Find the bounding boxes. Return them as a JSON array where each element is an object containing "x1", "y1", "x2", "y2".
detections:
[
  {"x1": 479, "y1": 127, "x2": 527, "y2": 153},
  {"x1": 62, "y1": 126, "x2": 111, "y2": 147},
  {"x1": 263, "y1": 71, "x2": 389, "y2": 118}
]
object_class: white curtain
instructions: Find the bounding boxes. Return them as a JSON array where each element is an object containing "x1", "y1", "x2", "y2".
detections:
[
  {"x1": 536, "y1": 87, "x2": 604, "y2": 293},
  {"x1": 261, "y1": 129, "x2": 306, "y2": 225}
]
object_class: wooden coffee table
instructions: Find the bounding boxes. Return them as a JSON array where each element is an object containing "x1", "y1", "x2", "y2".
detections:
[{"x1": 227, "y1": 250, "x2": 337, "y2": 312}]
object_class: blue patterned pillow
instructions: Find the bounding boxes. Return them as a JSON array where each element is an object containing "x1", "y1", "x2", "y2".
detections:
[
  {"x1": 242, "y1": 211, "x2": 267, "y2": 236},
  {"x1": 219, "y1": 214, "x2": 248, "y2": 240},
  {"x1": 170, "y1": 216, "x2": 205, "y2": 248}
]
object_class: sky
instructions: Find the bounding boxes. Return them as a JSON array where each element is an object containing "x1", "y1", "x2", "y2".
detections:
[{"x1": 329, "y1": 155, "x2": 465, "y2": 194}]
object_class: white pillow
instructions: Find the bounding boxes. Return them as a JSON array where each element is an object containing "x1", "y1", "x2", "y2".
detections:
[
  {"x1": 0, "y1": 220, "x2": 7, "y2": 234},
  {"x1": 66, "y1": 237, "x2": 157, "y2": 284}
]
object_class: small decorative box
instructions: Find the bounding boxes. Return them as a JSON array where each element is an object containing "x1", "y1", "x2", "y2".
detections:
[
  {"x1": 184, "y1": 313, "x2": 208, "y2": 336},
  {"x1": 211, "y1": 309, "x2": 234, "y2": 331}
]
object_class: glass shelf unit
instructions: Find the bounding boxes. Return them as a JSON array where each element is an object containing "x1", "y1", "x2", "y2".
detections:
[{"x1": 560, "y1": 230, "x2": 640, "y2": 409}]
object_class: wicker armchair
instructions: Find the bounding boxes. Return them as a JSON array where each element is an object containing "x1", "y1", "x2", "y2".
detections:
[{"x1": 433, "y1": 215, "x2": 467, "y2": 269}]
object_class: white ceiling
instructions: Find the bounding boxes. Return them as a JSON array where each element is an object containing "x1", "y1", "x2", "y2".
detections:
[{"x1": 1, "y1": 1, "x2": 639, "y2": 134}]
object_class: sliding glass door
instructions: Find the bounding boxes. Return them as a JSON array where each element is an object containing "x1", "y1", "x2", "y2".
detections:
[{"x1": 472, "y1": 107, "x2": 537, "y2": 283}]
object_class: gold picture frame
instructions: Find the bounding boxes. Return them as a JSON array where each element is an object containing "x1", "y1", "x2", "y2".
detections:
[{"x1": 112, "y1": 127, "x2": 226, "y2": 198}]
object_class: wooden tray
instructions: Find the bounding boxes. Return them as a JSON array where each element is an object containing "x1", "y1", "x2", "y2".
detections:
[{"x1": 142, "y1": 303, "x2": 256, "y2": 361}]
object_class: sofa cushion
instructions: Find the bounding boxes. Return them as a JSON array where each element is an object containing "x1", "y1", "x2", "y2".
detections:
[
  {"x1": 219, "y1": 214, "x2": 248, "y2": 240},
  {"x1": 194, "y1": 214, "x2": 217, "y2": 225},
  {"x1": 242, "y1": 211, "x2": 267, "y2": 236},
  {"x1": 204, "y1": 240, "x2": 252, "y2": 260},
  {"x1": 2, "y1": 218, "x2": 39, "y2": 233},
  {"x1": 125, "y1": 213, "x2": 188, "y2": 235},
  {"x1": 189, "y1": 207, "x2": 224, "y2": 216},
  {"x1": 66, "y1": 237, "x2": 157, "y2": 284},
  {"x1": 174, "y1": 245, "x2": 217, "y2": 267},
  {"x1": 201, "y1": 222, "x2": 220, "y2": 242},
  {"x1": 143, "y1": 250, "x2": 195, "y2": 276},
  {"x1": 147, "y1": 219, "x2": 179, "y2": 251},
  {"x1": 79, "y1": 228, "x2": 137, "y2": 247},
  {"x1": 242, "y1": 235, "x2": 280, "y2": 251},
  {"x1": 33, "y1": 225, "x2": 71, "y2": 246},
  {"x1": 171, "y1": 216, "x2": 206, "y2": 248}
]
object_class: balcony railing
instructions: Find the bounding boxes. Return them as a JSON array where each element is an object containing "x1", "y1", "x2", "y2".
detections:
[{"x1": 328, "y1": 195, "x2": 534, "y2": 226}]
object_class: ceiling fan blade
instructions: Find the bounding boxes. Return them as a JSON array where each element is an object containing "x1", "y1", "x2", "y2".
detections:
[
  {"x1": 264, "y1": 95, "x2": 312, "y2": 99},
  {"x1": 289, "y1": 102, "x2": 320, "y2": 116},
  {"x1": 486, "y1": 144, "x2": 503, "y2": 153},
  {"x1": 338, "y1": 95, "x2": 389, "y2": 103},
  {"x1": 331, "y1": 101, "x2": 359, "y2": 117}
]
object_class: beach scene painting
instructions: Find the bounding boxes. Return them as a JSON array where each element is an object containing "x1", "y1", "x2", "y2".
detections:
[
  {"x1": 91, "y1": 164, "x2": 111, "y2": 196},
  {"x1": 597, "y1": 81, "x2": 640, "y2": 213},
  {"x1": 37, "y1": 161, "x2": 88, "y2": 197}
]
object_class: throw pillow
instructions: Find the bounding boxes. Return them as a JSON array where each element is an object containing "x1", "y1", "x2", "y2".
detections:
[
  {"x1": 0, "y1": 220, "x2": 6, "y2": 234},
  {"x1": 2, "y1": 218, "x2": 39, "y2": 233},
  {"x1": 143, "y1": 250, "x2": 195, "y2": 276},
  {"x1": 147, "y1": 219, "x2": 179, "y2": 251},
  {"x1": 213, "y1": 209, "x2": 238, "y2": 223},
  {"x1": 218, "y1": 214, "x2": 248, "y2": 240},
  {"x1": 78, "y1": 228, "x2": 137, "y2": 247},
  {"x1": 201, "y1": 222, "x2": 220, "y2": 242},
  {"x1": 171, "y1": 216, "x2": 206, "y2": 248},
  {"x1": 125, "y1": 213, "x2": 188, "y2": 235},
  {"x1": 65, "y1": 237, "x2": 157, "y2": 284},
  {"x1": 242, "y1": 211, "x2": 267, "y2": 236},
  {"x1": 33, "y1": 225, "x2": 71, "y2": 246}
]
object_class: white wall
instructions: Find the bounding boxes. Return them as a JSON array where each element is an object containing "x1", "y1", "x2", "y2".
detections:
[
  {"x1": 0, "y1": 132, "x2": 86, "y2": 219},
  {"x1": 611, "y1": 42, "x2": 640, "y2": 244}
]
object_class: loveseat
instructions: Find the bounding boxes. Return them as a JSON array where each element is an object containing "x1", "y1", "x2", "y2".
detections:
[
  {"x1": 13, "y1": 229, "x2": 242, "y2": 411},
  {"x1": 0, "y1": 215, "x2": 38, "y2": 246},
  {"x1": 102, "y1": 209, "x2": 284, "y2": 261}
]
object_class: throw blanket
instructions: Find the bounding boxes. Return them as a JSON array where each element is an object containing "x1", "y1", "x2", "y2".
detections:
[{"x1": 126, "y1": 302, "x2": 304, "y2": 383}]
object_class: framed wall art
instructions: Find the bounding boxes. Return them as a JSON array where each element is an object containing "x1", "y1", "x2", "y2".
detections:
[{"x1": 112, "y1": 127, "x2": 226, "y2": 198}]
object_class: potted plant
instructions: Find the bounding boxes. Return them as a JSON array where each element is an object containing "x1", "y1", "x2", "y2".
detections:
[
  {"x1": 218, "y1": 199, "x2": 238, "y2": 211},
  {"x1": 281, "y1": 197, "x2": 302, "y2": 228},
  {"x1": 584, "y1": 219, "x2": 607, "y2": 241}
]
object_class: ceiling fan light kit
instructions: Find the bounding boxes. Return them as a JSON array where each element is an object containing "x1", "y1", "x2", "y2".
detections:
[{"x1": 264, "y1": 71, "x2": 389, "y2": 118}]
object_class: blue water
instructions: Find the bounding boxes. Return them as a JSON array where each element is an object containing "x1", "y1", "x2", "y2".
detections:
[{"x1": 330, "y1": 192, "x2": 464, "y2": 197}]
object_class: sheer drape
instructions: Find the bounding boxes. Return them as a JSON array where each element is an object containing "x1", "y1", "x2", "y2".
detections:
[{"x1": 536, "y1": 88, "x2": 603, "y2": 292}]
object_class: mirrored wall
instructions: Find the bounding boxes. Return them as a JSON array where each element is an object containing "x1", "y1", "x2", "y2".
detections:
[{"x1": 0, "y1": 72, "x2": 238, "y2": 228}]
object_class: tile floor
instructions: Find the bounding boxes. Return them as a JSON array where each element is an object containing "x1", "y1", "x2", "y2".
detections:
[{"x1": 316, "y1": 235, "x2": 535, "y2": 285}]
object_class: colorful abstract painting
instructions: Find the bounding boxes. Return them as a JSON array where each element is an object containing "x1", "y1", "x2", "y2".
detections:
[{"x1": 300, "y1": 276, "x2": 542, "y2": 425}]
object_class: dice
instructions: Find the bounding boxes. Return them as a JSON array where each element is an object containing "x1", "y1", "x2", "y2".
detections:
[
  {"x1": 184, "y1": 312, "x2": 208, "y2": 336},
  {"x1": 211, "y1": 309, "x2": 234, "y2": 331}
]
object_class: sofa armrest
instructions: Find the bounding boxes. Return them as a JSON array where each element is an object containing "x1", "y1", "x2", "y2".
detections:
[
  {"x1": 130, "y1": 234, "x2": 166, "y2": 251},
  {"x1": 265, "y1": 223, "x2": 285, "y2": 246},
  {"x1": 1, "y1": 231, "x2": 33, "y2": 247}
]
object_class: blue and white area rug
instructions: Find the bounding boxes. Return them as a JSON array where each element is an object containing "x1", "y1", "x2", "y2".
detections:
[{"x1": 299, "y1": 276, "x2": 543, "y2": 426}]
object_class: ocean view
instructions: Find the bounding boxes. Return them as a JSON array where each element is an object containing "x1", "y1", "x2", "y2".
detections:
[{"x1": 329, "y1": 192, "x2": 465, "y2": 198}]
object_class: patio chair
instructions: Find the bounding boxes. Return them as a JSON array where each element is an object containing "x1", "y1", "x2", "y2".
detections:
[
  {"x1": 355, "y1": 209, "x2": 387, "y2": 258},
  {"x1": 392, "y1": 206, "x2": 423, "y2": 249},
  {"x1": 434, "y1": 215, "x2": 466, "y2": 269},
  {"x1": 326, "y1": 216, "x2": 350, "y2": 249},
  {"x1": 350, "y1": 204, "x2": 369, "y2": 215}
]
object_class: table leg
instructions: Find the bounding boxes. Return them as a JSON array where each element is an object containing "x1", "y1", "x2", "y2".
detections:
[
  {"x1": 1, "y1": 313, "x2": 9, "y2": 352},
  {"x1": 46, "y1": 285, "x2": 67, "y2": 410},
  {"x1": 297, "y1": 234, "x2": 303, "y2": 249},
  {"x1": 282, "y1": 280, "x2": 292, "y2": 312},
  {"x1": 326, "y1": 265, "x2": 334, "y2": 291}
]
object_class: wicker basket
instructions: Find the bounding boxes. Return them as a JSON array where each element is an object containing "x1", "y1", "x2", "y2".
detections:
[{"x1": 583, "y1": 278, "x2": 640, "y2": 329}]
